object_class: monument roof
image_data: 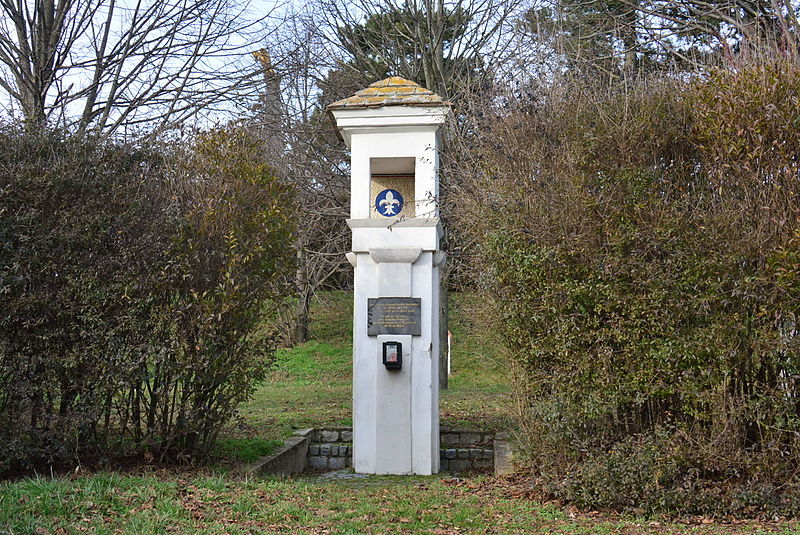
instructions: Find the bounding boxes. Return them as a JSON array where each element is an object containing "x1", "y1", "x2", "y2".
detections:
[{"x1": 327, "y1": 77, "x2": 450, "y2": 110}]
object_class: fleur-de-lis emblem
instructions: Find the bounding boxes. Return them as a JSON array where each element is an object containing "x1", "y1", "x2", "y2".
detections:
[{"x1": 376, "y1": 189, "x2": 403, "y2": 217}]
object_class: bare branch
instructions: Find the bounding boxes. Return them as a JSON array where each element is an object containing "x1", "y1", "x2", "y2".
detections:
[{"x1": 0, "y1": 0, "x2": 279, "y2": 136}]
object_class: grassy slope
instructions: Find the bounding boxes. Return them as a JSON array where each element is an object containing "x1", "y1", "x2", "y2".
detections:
[
  {"x1": 1, "y1": 291, "x2": 798, "y2": 534},
  {"x1": 237, "y1": 290, "x2": 513, "y2": 445}
]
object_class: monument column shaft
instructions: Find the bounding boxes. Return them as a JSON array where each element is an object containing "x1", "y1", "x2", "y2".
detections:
[
  {"x1": 350, "y1": 247, "x2": 440, "y2": 475},
  {"x1": 374, "y1": 259, "x2": 413, "y2": 474}
]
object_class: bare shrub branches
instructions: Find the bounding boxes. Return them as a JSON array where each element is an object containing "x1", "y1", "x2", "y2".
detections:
[
  {"x1": 0, "y1": 126, "x2": 296, "y2": 471},
  {"x1": 451, "y1": 56, "x2": 800, "y2": 514}
]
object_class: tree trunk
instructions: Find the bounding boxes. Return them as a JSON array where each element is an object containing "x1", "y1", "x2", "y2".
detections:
[
  {"x1": 620, "y1": 0, "x2": 640, "y2": 72},
  {"x1": 293, "y1": 246, "x2": 311, "y2": 344}
]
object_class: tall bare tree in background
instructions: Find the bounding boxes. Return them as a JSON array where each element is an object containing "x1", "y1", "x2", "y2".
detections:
[
  {"x1": 250, "y1": 14, "x2": 353, "y2": 345},
  {"x1": 524, "y1": 0, "x2": 800, "y2": 77},
  {"x1": 313, "y1": 0, "x2": 524, "y2": 101},
  {"x1": 249, "y1": 0, "x2": 527, "y2": 343},
  {"x1": 0, "y1": 0, "x2": 275, "y2": 136}
]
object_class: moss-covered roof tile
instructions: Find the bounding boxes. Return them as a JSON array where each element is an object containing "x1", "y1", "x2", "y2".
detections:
[{"x1": 327, "y1": 77, "x2": 449, "y2": 110}]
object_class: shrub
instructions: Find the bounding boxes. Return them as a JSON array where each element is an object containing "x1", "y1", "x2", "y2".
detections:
[
  {"x1": 0, "y1": 126, "x2": 295, "y2": 473},
  {"x1": 458, "y1": 60, "x2": 800, "y2": 515}
]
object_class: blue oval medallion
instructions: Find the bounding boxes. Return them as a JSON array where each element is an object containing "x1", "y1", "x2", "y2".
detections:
[{"x1": 375, "y1": 189, "x2": 404, "y2": 217}]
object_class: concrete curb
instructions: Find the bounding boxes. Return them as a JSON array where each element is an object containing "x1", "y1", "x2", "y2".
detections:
[{"x1": 493, "y1": 440, "x2": 514, "y2": 475}]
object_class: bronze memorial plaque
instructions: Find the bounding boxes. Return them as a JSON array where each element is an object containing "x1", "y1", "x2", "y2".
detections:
[{"x1": 367, "y1": 297, "x2": 422, "y2": 336}]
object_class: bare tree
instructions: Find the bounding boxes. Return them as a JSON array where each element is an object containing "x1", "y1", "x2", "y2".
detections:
[
  {"x1": 522, "y1": 0, "x2": 800, "y2": 77},
  {"x1": 634, "y1": 0, "x2": 799, "y2": 60},
  {"x1": 245, "y1": 1, "x2": 528, "y2": 344},
  {"x1": 250, "y1": 16, "x2": 353, "y2": 344},
  {"x1": 0, "y1": 0, "x2": 276, "y2": 136},
  {"x1": 311, "y1": 0, "x2": 525, "y2": 101}
]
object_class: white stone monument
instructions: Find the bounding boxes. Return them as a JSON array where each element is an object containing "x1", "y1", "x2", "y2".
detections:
[{"x1": 328, "y1": 77, "x2": 449, "y2": 475}]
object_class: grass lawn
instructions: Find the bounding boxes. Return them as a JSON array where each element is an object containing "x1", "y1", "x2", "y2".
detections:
[
  {"x1": 1, "y1": 471, "x2": 795, "y2": 534},
  {"x1": 1, "y1": 291, "x2": 798, "y2": 534},
  {"x1": 236, "y1": 291, "x2": 513, "y2": 448}
]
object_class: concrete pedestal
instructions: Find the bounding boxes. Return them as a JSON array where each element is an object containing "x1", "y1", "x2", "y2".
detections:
[{"x1": 348, "y1": 229, "x2": 442, "y2": 474}]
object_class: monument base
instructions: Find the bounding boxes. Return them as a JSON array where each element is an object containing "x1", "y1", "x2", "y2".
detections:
[{"x1": 349, "y1": 236, "x2": 442, "y2": 475}]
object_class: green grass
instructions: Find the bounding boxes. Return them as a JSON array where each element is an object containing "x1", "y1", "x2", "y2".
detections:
[
  {"x1": 236, "y1": 291, "x2": 356, "y2": 441},
  {"x1": 440, "y1": 292, "x2": 513, "y2": 431},
  {"x1": 237, "y1": 290, "x2": 512, "y2": 445},
  {"x1": 211, "y1": 438, "x2": 284, "y2": 463},
  {"x1": 2, "y1": 473, "x2": 795, "y2": 534},
  {"x1": 272, "y1": 341, "x2": 352, "y2": 380},
  {"x1": 3, "y1": 290, "x2": 797, "y2": 534},
  {"x1": 239, "y1": 292, "x2": 511, "y2": 444}
]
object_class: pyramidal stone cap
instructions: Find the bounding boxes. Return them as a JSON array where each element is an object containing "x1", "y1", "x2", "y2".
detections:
[{"x1": 327, "y1": 76, "x2": 451, "y2": 110}]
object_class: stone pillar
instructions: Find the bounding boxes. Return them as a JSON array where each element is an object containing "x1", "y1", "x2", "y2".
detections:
[{"x1": 329, "y1": 77, "x2": 450, "y2": 475}]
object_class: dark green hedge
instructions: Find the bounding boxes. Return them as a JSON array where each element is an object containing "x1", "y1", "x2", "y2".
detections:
[
  {"x1": 461, "y1": 61, "x2": 800, "y2": 515},
  {"x1": 0, "y1": 127, "x2": 295, "y2": 474}
]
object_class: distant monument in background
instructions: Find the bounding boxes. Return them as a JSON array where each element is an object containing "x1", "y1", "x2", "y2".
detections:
[{"x1": 328, "y1": 77, "x2": 450, "y2": 475}]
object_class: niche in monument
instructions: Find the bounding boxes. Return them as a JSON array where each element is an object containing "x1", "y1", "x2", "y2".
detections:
[{"x1": 370, "y1": 157, "x2": 415, "y2": 219}]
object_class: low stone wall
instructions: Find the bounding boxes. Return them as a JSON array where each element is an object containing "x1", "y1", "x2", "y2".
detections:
[
  {"x1": 307, "y1": 427, "x2": 353, "y2": 471},
  {"x1": 248, "y1": 428, "x2": 312, "y2": 477},
  {"x1": 439, "y1": 427, "x2": 496, "y2": 473},
  {"x1": 310, "y1": 427, "x2": 353, "y2": 443},
  {"x1": 307, "y1": 426, "x2": 500, "y2": 474},
  {"x1": 440, "y1": 427, "x2": 495, "y2": 447},
  {"x1": 252, "y1": 426, "x2": 512, "y2": 476},
  {"x1": 309, "y1": 444, "x2": 352, "y2": 470},
  {"x1": 439, "y1": 447, "x2": 494, "y2": 472}
]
